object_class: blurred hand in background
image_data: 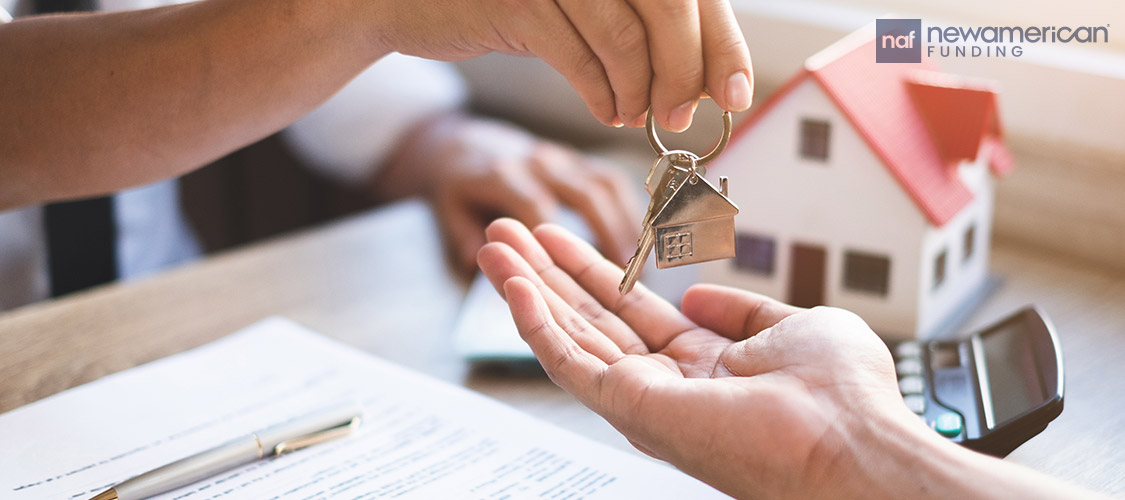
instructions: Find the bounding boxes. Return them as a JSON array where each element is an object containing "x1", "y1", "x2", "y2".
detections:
[
  {"x1": 280, "y1": 54, "x2": 641, "y2": 278},
  {"x1": 371, "y1": 113, "x2": 640, "y2": 275}
]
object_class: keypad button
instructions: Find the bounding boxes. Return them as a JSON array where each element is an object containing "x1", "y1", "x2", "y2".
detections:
[
  {"x1": 894, "y1": 341, "x2": 922, "y2": 359},
  {"x1": 898, "y1": 375, "x2": 925, "y2": 395},
  {"x1": 935, "y1": 412, "x2": 963, "y2": 438},
  {"x1": 903, "y1": 394, "x2": 926, "y2": 414},
  {"x1": 896, "y1": 358, "x2": 923, "y2": 377}
]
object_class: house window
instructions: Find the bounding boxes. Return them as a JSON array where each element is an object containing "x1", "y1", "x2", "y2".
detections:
[
  {"x1": 799, "y1": 119, "x2": 831, "y2": 161},
  {"x1": 735, "y1": 233, "x2": 775, "y2": 275},
  {"x1": 963, "y1": 224, "x2": 976, "y2": 263},
  {"x1": 843, "y1": 251, "x2": 891, "y2": 296},
  {"x1": 933, "y1": 249, "x2": 948, "y2": 291}
]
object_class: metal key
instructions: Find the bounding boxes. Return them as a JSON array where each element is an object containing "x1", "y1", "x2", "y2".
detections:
[{"x1": 619, "y1": 152, "x2": 697, "y2": 294}]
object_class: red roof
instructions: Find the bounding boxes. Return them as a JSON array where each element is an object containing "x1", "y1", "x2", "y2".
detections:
[{"x1": 724, "y1": 33, "x2": 1012, "y2": 226}]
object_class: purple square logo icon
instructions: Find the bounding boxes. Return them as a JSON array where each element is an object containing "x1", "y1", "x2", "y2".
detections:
[{"x1": 876, "y1": 19, "x2": 922, "y2": 63}]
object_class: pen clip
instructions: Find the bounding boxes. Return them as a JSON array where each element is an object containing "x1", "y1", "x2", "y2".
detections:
[{"x1": 272, "y1": 416, "x2": 361, "y2": 456}]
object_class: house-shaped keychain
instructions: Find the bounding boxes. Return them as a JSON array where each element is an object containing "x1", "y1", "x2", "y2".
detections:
[{"x1": 651, "y1": 175, "x2": 739, "y2": 269}]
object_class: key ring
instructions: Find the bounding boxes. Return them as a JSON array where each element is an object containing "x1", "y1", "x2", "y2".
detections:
[
  {"x1": 645, "y1": 149, "x2": 704, "y2": 194},
  {"x1": 645, "y1": 107, "x2": 733, "y2": 167}
]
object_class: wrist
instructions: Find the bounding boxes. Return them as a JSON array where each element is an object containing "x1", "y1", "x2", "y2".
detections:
[
  {"x1": 812, "y1": 403, "x2": 982, "y2": 500},
  {"x1": 811, "y1": 402, "x2": 1090, "y2": 500}
]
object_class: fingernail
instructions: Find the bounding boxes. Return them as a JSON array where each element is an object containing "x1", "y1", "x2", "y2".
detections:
[
  {"x1": 611, "y1": 116, "x2": 625, "y2": 128},
  {"x1": 667, "y1": 100, "x2": 696, "y2": 132},
  {"x1": 726, "y1": 72, "x2": 752, "y2": 112}
]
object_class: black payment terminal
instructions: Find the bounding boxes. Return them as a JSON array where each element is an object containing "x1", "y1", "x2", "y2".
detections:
[{"x1": 889, "y1": 307, "x2": 1064, "y2": 457}]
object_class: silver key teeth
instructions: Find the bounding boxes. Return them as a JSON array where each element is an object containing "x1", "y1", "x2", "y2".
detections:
[
  {"x1": 619, "y1": 260, "x2": 641, "y2": 294},
  {"x1": 619, "y1": 230, "x2": 654, "y2": 294}
]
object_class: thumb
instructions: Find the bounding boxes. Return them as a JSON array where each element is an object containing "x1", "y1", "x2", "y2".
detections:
[{"x1": 681, "y1": 284, "x2": 800, "y2": 342}]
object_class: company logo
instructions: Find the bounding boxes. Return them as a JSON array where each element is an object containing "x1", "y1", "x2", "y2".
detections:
[
  {"x1": 876, "y1": 19, "x2": 922, "y2": 63},
  {"x1": 875, "y1": 18, "x2": 1111, "y2": 62}
]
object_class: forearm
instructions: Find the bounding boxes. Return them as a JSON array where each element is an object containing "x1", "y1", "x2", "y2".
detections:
[{"x1": 0, "y1": 0, "x2": 383, "y2": 210}]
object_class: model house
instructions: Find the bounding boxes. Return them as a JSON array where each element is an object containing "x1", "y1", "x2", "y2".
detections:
[{"x1": 703, "y1": 29, "x2": 1014, "y2": 339}]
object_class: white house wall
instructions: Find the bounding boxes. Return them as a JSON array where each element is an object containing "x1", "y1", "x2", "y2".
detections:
[
  {"x1": 915, "y1": 148, "x2": 996, "y2": 338},
  {"x1": 703, "y1": 79, "x2": 928, "y2": 337}
]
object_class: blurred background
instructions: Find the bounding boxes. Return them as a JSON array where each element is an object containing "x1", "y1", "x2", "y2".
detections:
[{"x1": 180, "y1": 0, "x2": 1124, "y2": 275}]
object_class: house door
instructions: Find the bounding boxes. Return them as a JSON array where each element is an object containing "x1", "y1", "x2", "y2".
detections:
[{"x1": 788, "y1": 243, "x2": 827, "y2": 308}]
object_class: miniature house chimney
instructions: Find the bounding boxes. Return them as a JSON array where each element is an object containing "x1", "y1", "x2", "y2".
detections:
[{"x1": 719, "y1": 177, "x2": 729, "y2": 197}]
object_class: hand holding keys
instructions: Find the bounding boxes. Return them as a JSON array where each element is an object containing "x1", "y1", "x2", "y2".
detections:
[{"x1": 619, "y1": 109, "x2": 739, "y2": 294}]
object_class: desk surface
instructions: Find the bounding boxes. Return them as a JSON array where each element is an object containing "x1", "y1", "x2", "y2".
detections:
[{"x1": 1, "y1": 201, "x2": 1123, "y2": 495}]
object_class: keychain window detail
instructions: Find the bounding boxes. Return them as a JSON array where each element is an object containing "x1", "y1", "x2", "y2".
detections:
[{"x1": 664, "y1": 233, "x2": 694, "y2": 260}]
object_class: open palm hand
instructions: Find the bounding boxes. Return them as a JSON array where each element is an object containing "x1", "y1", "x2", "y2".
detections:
[{"x1": 477, "y1": 219, "x2": 923, "y2": 499}]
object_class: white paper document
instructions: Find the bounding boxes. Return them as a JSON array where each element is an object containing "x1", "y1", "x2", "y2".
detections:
[{"x1": 0, "y1": 318, "x2": 726, "y2": 499}]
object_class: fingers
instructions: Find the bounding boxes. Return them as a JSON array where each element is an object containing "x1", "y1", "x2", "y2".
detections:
[
  {"x1": 424, "y1": 115, "x2": 639, "y2": 271},
  {"x1": 478, "y1": 241, "x2": 630, "y2": 363},
  {"x1": 590, "y1": 166, "x2": 642, "y2": 266},
  {"x1": 627, "y1": 438, "x2": 664, "y2": 460},
  {"x1": 555, "y1": 0, "x2": 652, "y2": 128},
  {"x1": 489, "y1": 161, "x2": 558, "y2": 226},
  {"x1": 680, "y1": 284, "x2": 800, "y2": 341},
  {"x1": 698, "y1": 0, "x2": 753, "y2": 112},
  {"x1": 444, "y1": 164, "x2": 556, "y2": 229},
  {"x1": 505, "y1": 274, "x2": 700, "y2": 467},
  {"x1": 532, "y1": 223, "x2": 698, "y2": 352},
  {"x1": 717, "y1": 306, "x2": 893, "y2": 380},
  {"x1": 626, "y1": 0, "x2": 703, "y2": 132},
  {"x1": 529, "y1": 145, "x2": 638, "y2": 266},
  {"x1": 503, "y1": 276, "x2": 609, "y2": 405},
  {"x1": 433, "y1": 159, "x2": 557, "y2": 270},
  {"x1": 482, "y1": 219, "x2": 651, "y2": 356},
  {"x1": 510, "y1": 2, "x2": 618, "y2": 126},
  {"x1": 434, "y1": 194, "x2": 487, "y2": 272},
  {"x1": 507, "y1": 0, "x2": 751, "y2": 130}
]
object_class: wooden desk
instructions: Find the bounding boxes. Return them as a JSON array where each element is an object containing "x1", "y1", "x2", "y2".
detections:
[{"x1": 1, "y1": 201, "x2": 1122, "y2": 495}]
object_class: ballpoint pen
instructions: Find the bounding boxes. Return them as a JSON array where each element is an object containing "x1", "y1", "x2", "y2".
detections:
[{"x1": 89, "y1": 404, "x2": 362, "y2": 500}]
